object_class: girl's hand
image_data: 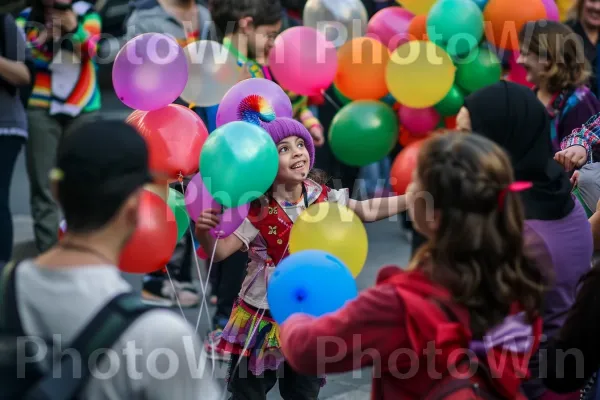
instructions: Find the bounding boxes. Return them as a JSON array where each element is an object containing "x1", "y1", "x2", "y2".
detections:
[
  {"x1": 554, "y1": 146, "x2": 587, "y2": 171},
  {"x1": 195, "y1": 208, "x2": 221, "y2": 234}
]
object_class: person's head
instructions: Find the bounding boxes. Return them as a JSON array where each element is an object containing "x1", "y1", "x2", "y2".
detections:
[
  {"x1": 517, "y1": 20, "x2": 590, "y2": 92},
  {"x1": 569, "y1": 0, "x2": 600, "y2": 30},
  {"x1": 208, "y1": 0, "x2": 282, "y2": 59},
  {"x1": 457, "y1": 81, "x2": 575, "y2": 221},
  {"x1": 239, "y1": 95, "x2": 317, "y2": 187},
  {"x1": 410, "y1": 132, "x2": 545, "y2": 337},
  {"x1": 50, "y1": 120, "x2": 153, "y2": 248}
]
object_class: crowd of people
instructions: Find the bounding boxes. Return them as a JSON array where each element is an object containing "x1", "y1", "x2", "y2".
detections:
[{"x1": 4, "y1": 0, "x2": 600, "y2": 399}]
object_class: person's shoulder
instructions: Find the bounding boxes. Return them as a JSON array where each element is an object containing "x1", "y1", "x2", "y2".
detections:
[{"x1": 127, "y1": 309, "x2": 198, "y2": 344}]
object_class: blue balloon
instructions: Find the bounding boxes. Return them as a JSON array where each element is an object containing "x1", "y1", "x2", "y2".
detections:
[
  {"x1": 267, "y1": 250, "x2": 358, "y2": 325},
  {"x1": 380, "y1": 93, "x2": 397, "y2": 106},
  {"x1": 472, "y1": 0, "x2": 488, "y2": 9}
]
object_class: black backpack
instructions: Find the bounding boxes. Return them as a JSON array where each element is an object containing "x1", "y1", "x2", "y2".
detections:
[{"x1": 0, "y1": 261, "x2": 156, "y2": 400}]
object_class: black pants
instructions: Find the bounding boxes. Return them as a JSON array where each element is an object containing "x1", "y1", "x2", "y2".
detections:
[
  {"x1": 211, "y1": 250, "x2": 248, "y2": 327},
  {"x1": 0, "y1": 136, "x2": 24, "y2": 263},
  {"x1": 227, "y1": 354, "x2": 321, "y2": 400}
]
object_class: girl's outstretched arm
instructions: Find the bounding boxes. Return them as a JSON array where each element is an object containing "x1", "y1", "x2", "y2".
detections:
[{"x1": 348, "y1": 195, "x2": 408, "y2": 222}]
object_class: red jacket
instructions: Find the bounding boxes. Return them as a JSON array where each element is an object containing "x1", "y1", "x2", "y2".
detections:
[{"x1": 279, "y1": 266, "x2": 542, "y2": 399}]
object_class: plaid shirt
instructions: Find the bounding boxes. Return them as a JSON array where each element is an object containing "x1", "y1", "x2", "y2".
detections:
[{"x1": 561, "y1": 112, "x2": 600, "y2": 164}]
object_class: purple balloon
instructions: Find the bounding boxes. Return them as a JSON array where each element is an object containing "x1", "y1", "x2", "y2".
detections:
[
  {"x1": 185, "y1": 173, "x2": 250, "y2": 238},
  {"x1": 541, "y1": 0, "x2": 559, "y2": 21},
  {"x1": 216, "y1": 78, "x2": 293, "y2": 127},
  {"x1": 113, "y1": 33, "x2": 188, "y2": 111}
]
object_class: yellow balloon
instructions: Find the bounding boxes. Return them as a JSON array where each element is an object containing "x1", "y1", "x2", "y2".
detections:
[
  {"x1": 396, "y1": 0, "x2": 437, "y2": 15},
  {"x1": 386, "y1": 40, "x2": 456, "y2": 109},
  {"x1": 289, "y1": 202, "x2": 368, "y2": 277}
]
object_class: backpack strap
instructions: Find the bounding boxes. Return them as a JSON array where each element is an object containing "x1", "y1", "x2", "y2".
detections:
[
  {"x1": 24, "y1": 291, "x2": 157, "y2": 400},
  {"x1": 0, "y1": 260, "x2": 25, "y2": 335}
]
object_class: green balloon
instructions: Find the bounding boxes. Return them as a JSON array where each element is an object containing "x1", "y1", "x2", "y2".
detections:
[
  {"x1": 333, "y1": 84, "x2": 352, "y2": 106},
  {"x1": 456, "y1": 46, "x2": 502, "y2": 93},
  {"x1": 328, "y1": 101, "x2": 398, "y2": 167},
  {"x1": 199, "y1": 121, "x2": 279, "y2": 208},
  {"x1": 167, "y1": 188, "x2": 189, "y2": 241},
  {"x1": 434, "y1": 85, "x2": 465, "y2": 117},
  {"x1": 426, "y1": 0, "x2": 484, "y2": 58}
]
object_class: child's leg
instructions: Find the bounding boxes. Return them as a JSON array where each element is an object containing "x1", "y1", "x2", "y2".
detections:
[
  {"x1": 227, "y1": 354, "x2": 278, "y2": 400},
  {"x1": 278, "y1": 362, "x2": 321, "y2": 400}
]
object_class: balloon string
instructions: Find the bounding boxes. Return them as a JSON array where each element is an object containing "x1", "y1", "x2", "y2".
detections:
[
  {"x1": 322, "y1": 90, "x2": 341, "y2": 111},
  {"x1": 164, "y1": 266, "x2": 187, "y2": 322},
  {"x1": 223, "y1": 242, "x2": 290, "y2": 399}
]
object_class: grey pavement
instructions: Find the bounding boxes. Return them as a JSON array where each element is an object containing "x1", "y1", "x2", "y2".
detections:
[{"x1": 10, "y1": 89, "x2": 412, "y2": 399}]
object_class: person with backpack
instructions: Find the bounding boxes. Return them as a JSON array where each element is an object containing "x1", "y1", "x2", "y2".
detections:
[
  {"x1": 0, "y1": 120, "x2": 221, "y2": 399},
  {"x1": 278, "y1": 132, "x2": 546, "y2": 399},
  {"x1": 0, "y1": 12, "x2": 31, "y2": 265}
]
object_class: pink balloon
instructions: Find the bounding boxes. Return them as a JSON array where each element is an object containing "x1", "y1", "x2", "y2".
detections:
[
  {"x1": 542, "y1": 0, "x2": 560, "y2": 21},
  {"x1": 185, "y1": 173, "x2": 250, "y2": 238},
  {"x1": 398, "y1": 106, "x2": 440, "y2": 135},
  {"x1": 268, "y1": 26, "x2": 338, "y2": 96},
  {"x1": 366, "y1": 7, "x2": 415, "y2": 51}
]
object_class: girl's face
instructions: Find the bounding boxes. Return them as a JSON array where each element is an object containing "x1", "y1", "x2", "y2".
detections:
[
  {"x1": 275, "y1": 136, "x2": 310, "y2": 184},
  {"x1": 516, "y1": 50, "x2": 548, "y2": 86},
  {"x1": 583, "y1": 0, "x2": 600, "y2": 29}
]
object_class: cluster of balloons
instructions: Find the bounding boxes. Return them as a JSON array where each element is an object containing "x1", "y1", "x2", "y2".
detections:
[{"x1": 267, "y1": 202, "x2": 368, "y2": 324}]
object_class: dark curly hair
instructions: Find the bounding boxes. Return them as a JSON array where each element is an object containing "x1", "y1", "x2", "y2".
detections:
[
  {"x1": 208, "y1": 0, "x2": 282, "y2": 40},
  {"x1": 414, "y1": 132, "x2": 546, "y2": 338}
]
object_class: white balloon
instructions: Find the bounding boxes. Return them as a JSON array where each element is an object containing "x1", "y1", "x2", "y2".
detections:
[
  {"x1": 303, "y1": 0, "x2": 368, "y2": 48},
  {"x1": 180, "y1": 40, "x2": 242, "y2": 107}
]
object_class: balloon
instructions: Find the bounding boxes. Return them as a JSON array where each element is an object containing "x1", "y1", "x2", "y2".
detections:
[
  {"x1": 366, "y1": 7, "x2": 414, "y2": 51},
  {"x1": 395, "y1": 0, "x2": 437, "y2": 15},
  {"x1": 180, "y1": 40, "x2": 241, "y2": 107},
  {"x1": 199, "y1": 121, "x2": 279, "y2": 208},
  {"x1": 445, "y1": 115, "x2": 457, "y2": 129},
  {"x1": 184, "y1": 173, "x2": 250, "y2": 238},
  {"x1": 483, "y1": 0, "x2": 547, "y2": 50},
  {"x1": 268, "y1": 26, "x2": 338, "y2": 96},
  {"x1": 267, "y1": 250, "x2": 358, "y2": 325},
  {"x1": 408, "y1": 14, "x2": 428, "y2": 41},
  {"x1": 120, "y1": 190, "x2": 178, "y2": 274},
  {"x1": 435, "y1": 84, "x2": 465, "y2": 116},
  {"x1": 216, "y1": 78, "x2": 293, "y2": 127},
  {"x1": 542, "y1": 0, "x2": 560, "y2": 21},
  {"x1": 289, "y1": 202, "x2": 368, "y2": 277},
  {"x1": 335, "y1": 37, "x2": 390, "y2": 100},
  {"x1": 391, "y1": 140, "x2": 425, "y2": 195},
  {"x1": 329, "y1": 101, "x2": 398, "y2": 167},
  {"x1": 399, "y1": 126, "x2": 425, "y2": 147},
  {"x1": 398, "y1": 105, "x2": 440, "y2": 135},
  {"x1": 113, "y1": 33, "x2": 188, "y2": 111},
  {"x1": 386, "y1": 41, "x2": 456, "y2": 109},
  {"x1": 167, "y1": 188, "x2": 190, "y2": 241},
  {"x1": 126, "y1": 104, "x2": 209, "y2": 178},
  {"x1": 196, "y1": 246, "x2": 208, "y2": 260},
  {"x1": 456, "y1": 46, "x2": 502, "y2": 93},
  {"x1": 472, "y1": 0, "x2": 488, "y2": 9},
  {"x1": 333, "y1": 84, "x2": 352, "y2": 106},
  {"x1": 381, "y1": 93, "x2": 397, "y2": 106},
  {"x1": 303, "y1": 0, "x2": 368, "y2": 47},
  {"x1": 427, "y1": 0, "x2": 484, "y2": 57}
]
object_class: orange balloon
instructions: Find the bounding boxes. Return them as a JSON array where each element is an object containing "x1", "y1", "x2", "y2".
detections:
[
  {"x1": 408, "y1": 15, "x2": 428, "y2": 41},
  {"x1": 119, "y1": 190, "x2": 178, "y2": 274},
  {"x1": 335, "y1": 37, "x2": 391, "y2": 100},
  {"x1": 126, "y1": 104, "x2": 208, "y2": 178},
  {"x1": 390, "y1": 139, "x2": 425, "y2": 195},
  {"x1": 483, "y1": 0, "x2": 547, "y2": 50}
]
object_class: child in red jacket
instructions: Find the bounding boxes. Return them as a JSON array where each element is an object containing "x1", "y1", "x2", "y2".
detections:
[{"x1": 279, "y1": 132, "x2": 547, "y2": 399}]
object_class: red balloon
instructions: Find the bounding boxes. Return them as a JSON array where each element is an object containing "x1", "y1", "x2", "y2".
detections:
[
  {"x1": 119, "y1": 190, "x2": 178, "y2": 274},
  {"x1": 390, "y1": 140, "x2": 425, "y2": 195},
  {"x1": 126, "y1": 104, "x2": 208, "y2": 178}
]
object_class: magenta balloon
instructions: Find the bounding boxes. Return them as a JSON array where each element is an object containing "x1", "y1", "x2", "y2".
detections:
[
  {"x1": 216, "y1": 78, "x2": 293, "y2": 127},
  {"x1": 268, "y1": 26, "x2": 338, "y2": 96},
  {"x1": 541, "y1": 0, "x2": 559, "y2": 21},
  {"x1": 366, "y1": 7, "x2": 414, "y2": 51},
  {"x1": 398, "y1": 105, "x2": 440, "y2": 136},
  {"x1": 112, "y1": 33, "x2": 188, "y2": 111},
  {"x1": 185, "y1": 173, "x2": 250, "y2": 238}
]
